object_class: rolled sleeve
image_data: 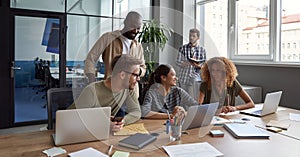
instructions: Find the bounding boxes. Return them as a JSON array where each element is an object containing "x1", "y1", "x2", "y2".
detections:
[{"x1": 123, "y1": 91, "x2": 141, "y2": 125}]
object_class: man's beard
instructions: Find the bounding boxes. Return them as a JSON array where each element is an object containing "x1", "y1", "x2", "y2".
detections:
[
  {"x1": 128, "y1": 84, "x2": 135, "y2": 90},
  {"x1": 123, "y1": 31, "x2": 137, "y2": 40}
]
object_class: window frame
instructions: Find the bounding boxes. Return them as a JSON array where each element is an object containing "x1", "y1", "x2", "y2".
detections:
[{"x1": 228, "y1": 0, "x2": 284, "y2": 63}]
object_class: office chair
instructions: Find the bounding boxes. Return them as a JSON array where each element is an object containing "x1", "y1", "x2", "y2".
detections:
[
  {"x1": 47, "y1": 87, "x2": 74, "y2": 130},
  {"x1": 44, "y1": 64, "x2": 59, "y2": 90},
  {"x1": 29, "y1": 58, "x2": 46, "y2": 93},
  {"x1": 42, "y1": 61, "x2": 59, "y2": 103}
]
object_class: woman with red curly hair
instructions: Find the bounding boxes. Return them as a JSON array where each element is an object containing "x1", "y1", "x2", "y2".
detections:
[{"x1": 198, "y1": 57, "x2": 254, "y2": 113}]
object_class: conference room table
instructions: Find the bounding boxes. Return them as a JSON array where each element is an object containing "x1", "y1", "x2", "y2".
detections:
[{"x1": 1, "y1": 107, "x2": 300, "y2": 157}]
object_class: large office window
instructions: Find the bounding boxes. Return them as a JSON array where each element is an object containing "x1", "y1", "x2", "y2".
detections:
[
  {"x1": 236, "y1": 0, "x2": 270, "y2": 56},
  {"x1": 196, "y1": 0, "x2": 228, "y2": 58},
  {"x1": 227, "y1": 0, "x2": 300, "y2": 63},
  {"x1": 228, "y1": 0, "x2": 272, "y2": 61}
]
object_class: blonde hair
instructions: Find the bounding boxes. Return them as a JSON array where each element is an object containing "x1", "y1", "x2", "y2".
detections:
[
  {"x1": 201, "y1": 57, "x2": 238, "y2": 89},
  {"x1": 111, "y1": 54, "x2": 142, "y2": 76}
]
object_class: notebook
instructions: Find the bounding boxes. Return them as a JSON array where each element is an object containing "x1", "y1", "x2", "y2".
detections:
[
  {"x1": 118, "y1": 133, "x2": 157, "y2": 150},
  {"x1": 240, "y1": 91, "x2": 282, "y2": 117},
  {"x1": 182, "y1": 102, "x2": 219, "y2": 131},
  {"x1": 224, "y1": 123, "x2": 270, "y2": 139},
  {"x1": 53, "y1": 107, "x2": 111, "y2": 146},
  {"x1": 188, "y1": 57, "x2": 205, "y2": 64}
]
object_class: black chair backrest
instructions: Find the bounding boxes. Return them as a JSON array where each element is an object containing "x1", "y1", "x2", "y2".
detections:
[
  {"x1": 34, "y1": 58, "x2": 45, "y2": 80},
  {"x1": 43, "y1": 62, "x2": 59, "y2": 89},
  {"x1": 47, "y1": 87, "x2": 74, "y2": 130}
]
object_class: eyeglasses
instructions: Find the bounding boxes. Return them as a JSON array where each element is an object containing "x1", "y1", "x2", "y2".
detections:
[{"x1": 123, "y1": 71, "x2": 141, "y2": 79}]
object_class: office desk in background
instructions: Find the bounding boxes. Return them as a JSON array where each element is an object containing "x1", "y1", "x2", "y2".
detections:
[
  {"x1": 0, "y1": 108, "x2": 300, "y2": 157},
  {"x1": 50, "y1": 67, "x2": 104, "y2": 86}
]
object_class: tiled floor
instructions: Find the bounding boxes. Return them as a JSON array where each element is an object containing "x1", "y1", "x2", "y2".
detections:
[{"x1": 0, "y1": 124, "x2": 47, "y2": 135}]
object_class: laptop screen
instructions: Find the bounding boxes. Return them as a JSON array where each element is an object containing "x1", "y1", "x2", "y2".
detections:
[
  {"x1": 182, "y1": 103, "x2": 218, "y2": 131},
  {"x1": 54, "y1": 107, "x2": 111, "y2": 145}
]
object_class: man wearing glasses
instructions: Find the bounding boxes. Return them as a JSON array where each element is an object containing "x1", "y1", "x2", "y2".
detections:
[{"x1": 69, "y1": 55, "x2": 142, "y2": 132}]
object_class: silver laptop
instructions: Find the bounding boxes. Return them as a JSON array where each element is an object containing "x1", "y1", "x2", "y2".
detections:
[
  {"x1": 53, "y1": 107, "x2": 111, "y2": 146},
  {"x1": 240, "y1": 91, "x2": 282, "y2": 117},
  {"x1": 182, "y1": 102, "x2": 219, "y2": 131}
]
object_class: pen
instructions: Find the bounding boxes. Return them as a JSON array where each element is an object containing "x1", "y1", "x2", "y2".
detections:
[
  {"x1": 166, "y1": 119, "x2": 170, "y2": 134},
  {"x1": 107, "y1": 145, "x2": 113, "y2": 156},
  {"x1": 166, "y1": 110, "x2": 171, "y2": 119}
]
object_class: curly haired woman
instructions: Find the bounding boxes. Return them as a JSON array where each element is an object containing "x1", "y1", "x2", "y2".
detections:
[{"x1": 198, "y1": 57, "x2": 254, "y2": 113}]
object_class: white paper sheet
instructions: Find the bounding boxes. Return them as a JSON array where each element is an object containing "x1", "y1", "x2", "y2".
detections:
[
  {"x1": 162, "y1": 142, "x2": 223, "y2": 157},
  {"x1": 68, "y1": 147, "x2": 108, "y2": 157},
  {"x1": 290, "y1": 113, "x2": 300, "y2": 121},
  {"x1": 211, "y1": 116, "x2": 230, "y2": 124}
]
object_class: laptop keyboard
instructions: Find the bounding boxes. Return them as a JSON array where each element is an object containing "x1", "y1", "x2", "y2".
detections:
[{"x1": 253, "y1": 110, "x2": 262, "y2": 115}]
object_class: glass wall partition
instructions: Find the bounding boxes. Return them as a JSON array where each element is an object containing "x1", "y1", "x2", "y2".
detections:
[{"x1": 6, "y1": 0, "x2": 151, "y2": 127}]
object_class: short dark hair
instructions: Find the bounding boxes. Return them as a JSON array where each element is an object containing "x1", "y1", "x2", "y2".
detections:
[
  {"x1": 189, "y1": 28, "x2": 200, "y2": 37},
  {"x1": 111, "y1": 54, "x2": 142, "y2": 76}
]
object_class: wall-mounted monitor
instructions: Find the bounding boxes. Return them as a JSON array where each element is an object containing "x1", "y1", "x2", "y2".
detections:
[{"x1": 41, "y1": 18, "x2": 60, "y2": 54}]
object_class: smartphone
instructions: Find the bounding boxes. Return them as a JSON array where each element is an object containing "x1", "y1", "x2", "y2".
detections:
[{"x1": 112, "y1": 116, "x2": 124, "y2": 122}]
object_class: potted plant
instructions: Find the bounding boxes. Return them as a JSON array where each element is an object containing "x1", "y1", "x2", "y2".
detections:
[{"x1": 137, "y1": 19, "x2": 173, "y2": 82}]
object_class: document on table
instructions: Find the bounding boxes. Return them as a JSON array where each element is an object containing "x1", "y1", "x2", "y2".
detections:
[
  {"x1": 211, "y1": 116, "x2": 230, "y2": 124},
  {"x1": 68, "y1": 147, "x2": 108, "y2": 157},
  {"x1": 162, "y1": 142, "x2": 223, "y2": 157},
  {"x1": 290, "y1": 113, "x2": 300, "y2": 122},
  {"x1": 114, "y1": 123, "x2": 149, "y2": 135},
  {"x1": 219, "y1": 110, "x2": 240, "y2": 116}
]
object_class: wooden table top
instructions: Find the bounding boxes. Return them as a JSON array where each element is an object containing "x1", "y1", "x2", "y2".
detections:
[{"x1": 1, "y1": 107, "x2": 300, "y2": 157}]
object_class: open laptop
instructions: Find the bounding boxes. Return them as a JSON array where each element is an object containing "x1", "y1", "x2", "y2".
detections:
[
  {"x1": 53, "y1": 107, "x2": 111, "y2": 146},
  {"x1": 240, "y1": 91, "x2": 282, "y2": 117},
  {"x1": 182, "y1": 102, "x2": 219, "y2": 131}
]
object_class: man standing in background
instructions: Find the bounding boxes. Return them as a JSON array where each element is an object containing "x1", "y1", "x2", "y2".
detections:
[
  {"x1": 176, "y1": 28, "x2": 206, "y2": 100},
  {"x1": 84, "y1": 11, "x2": 146, "y2": 83}
]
